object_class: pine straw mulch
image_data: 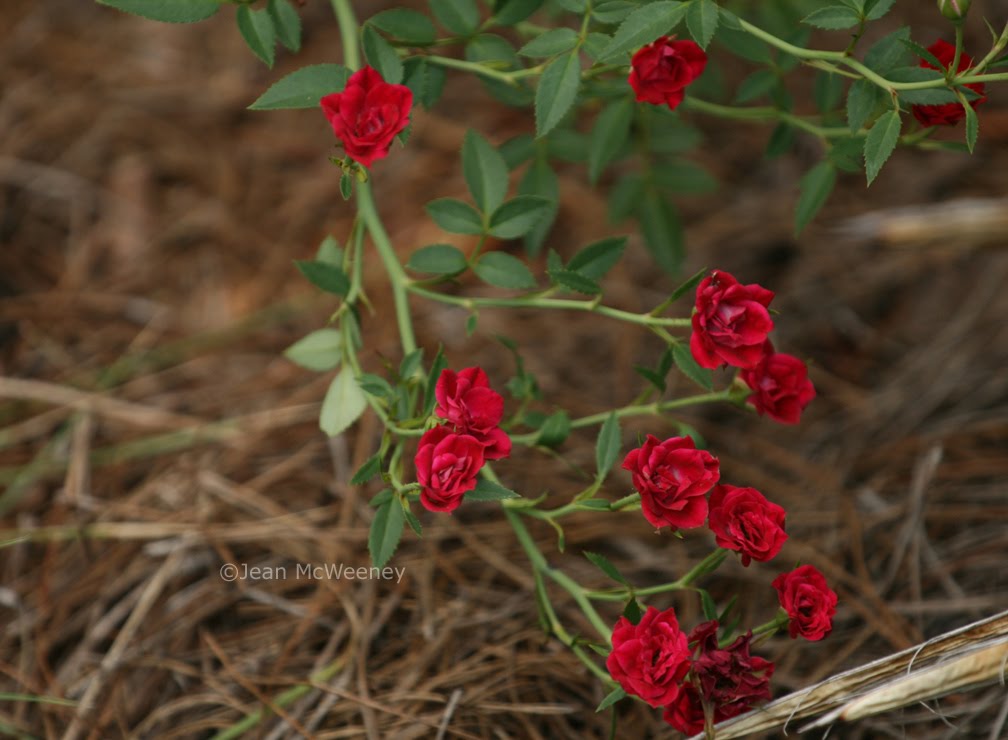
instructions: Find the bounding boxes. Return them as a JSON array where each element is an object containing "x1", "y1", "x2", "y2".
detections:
[{"x1": 1, "y1": 1, "x2": 1007, "y2": 738}]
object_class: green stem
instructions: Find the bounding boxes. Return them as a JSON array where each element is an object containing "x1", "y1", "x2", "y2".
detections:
[
  {"x1": 952, "y1": 24, "x2": 965, "y2": 79},
  {"x1": 356, "y1": 184, "x2": 417, "y2": 355},
  {"x1": 330, "y1": 0, "x2": 360, "y2": 70},
  {"x1": 682, "y1": 97, "x2": 852, "y2": 139},
  {"x1": 584, "y1": 549, "x2": 728, "y2": 601},
  {"x1": 406, "y1": 284, "x2": 690, "y2": 328},
  {"x1": 424, "y1": 55, "x2": 522, "y2": 86},
  {"x1": 509, "y1": 391, "x2": 731, "y2": 446}
]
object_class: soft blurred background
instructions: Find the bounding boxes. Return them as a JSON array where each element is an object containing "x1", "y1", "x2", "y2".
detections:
[{"x1": 1, "y1": 0, "x2": 1007, "y2": 737}]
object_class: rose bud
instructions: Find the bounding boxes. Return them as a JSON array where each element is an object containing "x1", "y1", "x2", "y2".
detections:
[
  {"x1": 690, "y1": 271, "x2": 774, "y2": 370},
  {"x1": 938, "y1": 0, "x2": 970, "y2": 20},
  {"x1": 622, "y1": 435, "x2": 720, "y2": 531},
  {"x1": 320, "y1": 66, "x2": 413, "y2": 168},
  {"x1": 414, "y1": 426, "x2": 486, "y2": 513},
  {"x1": 772, "y1": 565, "x2": 839, "y2": 641},
  {"x1": 606, "y1": 606, "x2": 691, "y2": 707},
  {"x1": 629, "y1": 36, "x2": 707, "y2": 111}
]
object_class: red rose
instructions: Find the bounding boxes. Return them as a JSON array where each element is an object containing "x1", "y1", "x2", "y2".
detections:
[
  {"x1": 690, "y1": 271, "x2": 774, "y2": 370},
  {"x1": 740, "y1": 343, "x2": 816, "y2": 424},
  {"x1": 414, "y1": 426, "x2": 485, "y2": 513},
  {"x1": 434, "y1": 367, "x2": 511, "y2": 460},
  {"x1": 912, "y1": 40, "x2": 987, "y2": 127},
  {"x1": 629, "y1": 36, "x2": 707, "y2": 111},
  {"x1": 320, "y1": 66, "x2": 413, "y2": 167},
  {"x1": 772, "y1": 565, "x2": 838, "y2": 641},
  {"x1": 622, "y1": 435, "x2": 719, "y2": 530},
  {"x1": 708, "y1": 484, "x2": 788, "y2": 566},
  {"x1": 606, "y1": 606, "x2": 691, "y2": 707},
  {"x1": 688, "y1": 621, "x2": 774, "y2": 720},
  {"x1": 663, "y1": 684, "x2": 706, "y2": 736}
]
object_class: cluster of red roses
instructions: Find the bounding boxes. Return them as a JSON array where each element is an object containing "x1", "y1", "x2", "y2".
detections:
[
  {"x1": 608, "y1": 562, "x2": 837, "y2": 735},
  {"x1": 413, "y1": 367, "x2": 511, "y2": 513},
  {"x1": 689, "y1": 270, "x2": 816, "y2": 425}
]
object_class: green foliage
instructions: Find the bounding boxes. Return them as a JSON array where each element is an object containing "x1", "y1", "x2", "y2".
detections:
[
  {"x1": 249, "y1": 65, "x2": 350, "y2": 110},
  {"x1": 237, "y1": 6, "x2": 277, "y2": 67},
  {"x1": 295, "y1": 260, "x2": 350, "y2": 296},
  {"x1": 474, "y1": 251, "x2": 538, "y2": 288},
  {"x1": 97, "y1": 0, "x2": 218, "y2": 23},
  {"x1": 468, "y1": 478, "x2": 520, "y2": 500},
  {"x1": 794, "y1": 161, "x2": 837, "y2": 234},
  {"x1": 863, "y1": 109, "x2": 901, "y2": 185},
  {"x1": 362, "y1": 25, "x2": 404, "y2": 84},
  {"x1": 368, "y1": 8, "x2": 437, "y2": 44},
  {"x1": 535, "y1": 52, "x2": 582, "y2": 138},
  {"x1": 268, "y1": 0, "x2": 302, "y2": 53},
  {"x1": 426, "y1": 199, "x2": 485, "y2": 234},
  {"x1": 369, "y1": 496, "x2": 405, "y2": 568},
  {"x1": 320, "y1": 368, "x2": 367, "y2": 436},
  {"x1": 463, "y1": 131, "x2": 509, "y2": 215},
  {"x1": 599, "y1": 1, "x2": 689, "y2": 61},
  {"x1": 407, "y1": 244, "x2": 468, "y2": 275},
  {"x1": 283, "y1": 329, "x2": 343, "y2": 371}
]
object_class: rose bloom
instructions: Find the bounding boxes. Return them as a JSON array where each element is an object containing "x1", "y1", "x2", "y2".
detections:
[
  {"x1": 690, "y1": 271, "x2": 774, "y2": 370},
  {"x1": 912, "y1": 39, "x2": 987, "y2": 127},
  {"x1": 708, "y1": 484, "x2": 788, "y2": 566},
  {"x1": 622, "y1": 435, "x2": 720, "y2": 530},
  {"x1": 773, "y1": 564, "x2": 838, "y2": 641},
  {"x1": 689, "y1": 621, "x2": 774, "y2": 721},
  {"x1": 629, "y1": 36, "x2": 707, "y2": 111},
  {"x1": 320, "y1": 66, "x2": 413, "y2": 167},
  {"x1": 663, "y1": 684, "x2": 707, "y2": 736},
  {"x1": 414, "y1": 426, "x2": 485, "y2": 513},
  {"x1": 606, "y1": 606, "x2": 691, "y2": 707},
  {"x1": 434, "y1": 367, "x2": 511, "y2": 460},
  {"x1": 740, "y1": 343, "x2": 816, "y2": 425}
]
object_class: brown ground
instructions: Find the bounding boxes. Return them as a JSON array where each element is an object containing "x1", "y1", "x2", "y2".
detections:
[{"x1": 1, "y1": 1, "x2": 1007, "y2": 738}]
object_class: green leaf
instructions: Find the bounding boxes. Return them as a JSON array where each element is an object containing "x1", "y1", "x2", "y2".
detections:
[
  {"x1": 887, "y1": 67, "x2": 957, "y2": 105},
  {"x1": 595, "y1": 412, "x2": 621, "y2": 478},
  {"x1": 96, "y1": 0, "x2": 218, "y2": 23},
  {"x1": 473, "y1": 252, "x2": 537, "y2": 289},
  {"x1": 488, "y1": 196, "x2": 553, "y2": 239},
  {"x1": 500, "y1": 134, "x2": 536, "y2": 170},
  {"x1": 964, "y1": 99, "x2": 978, "y2": 153},
  {"x1": 430, "y1": 0, "x2": 480, "y2": 35},
  {"x1": 567, "y1": 236, "x2": 626, "y2": 280},
  {"x1": 370, "y1": 488, "x2": 393, "y2": 507},
  {"x1": 672, "y1": 343, "x2": 713, "y2": 390},
  {"x1": 699, "y1": 588, "x2": 718, "y2": 621},
  {"x1": 863, "y1": 27, "x2": 910, "y2": 74},
  {"x1": 828, "y1": 136, "x2": 865, "y2": 173},
  {"x1": 588, "y1": 97, "x2": 633, "y2": 184},
  {"x1": 369, "y1": 498, "x2": 404, "y2": 568},
  {"x1": 686, "y1": 0, "x2": 719, "y2": 49},
  {"x1": 668, "y1": 267, "x2": 706, "y2": 302},
  {"x1": 463, "y1": 130, "x2": 509, "y2": 215},
  {"x1": 846, "y1": 78, "x2": 883, "y2": 133},
  {"x1": 863, "y1": 109, "x2": 901, "y2": 185},
  {"x1": 651, "y1": 160, "x2": 717, "y2": 194},
  {"x1": 735, "y1": 68, "x2": 778, "y2": 103},
  {"x1": 407, "y1": 244, "x2": 468, "y2": 275},
  {"x1": 465, "y1": 313, "x2": 479, "y2": 336},
  {"x1": 622, "y1": 598, "x2": 643, "y2": 624},
  {"x1": 249, "y1": 64, "x2": 350, "y2": 110},
  {"x1": 283, "y1": 329, "x2": 343, "y2": 371},
  {"x1": 237, "y1": 6, "x2": 276, "y2": 68},
  {"x1": 584, "y1": 551, "x2": 629, "y2": 586},
  {"x1": 518, "y1": 28, "x2": 579, "y2": 58},
  {"x1": 403, "y1": 58, "x2": 447, "y2": 109},
  {"x1": 423, "y1": 345, "x2": 447, "y2": 416},
  {"x1": 536, "y1": 411, "x2": 571, "y2": 447},
  {"x1": 637, "y1": 192, "x2": 683, "y2": 275},
  {"x1": 320, "y1": 368, "x2": 367, "y2": 437},
  {"x1": 267, "y1": 0, "x2": 301, "y2": 52},
  {"x1": 814, "y1": 71, "x2": 843, "y2": 113},
  {"x1": 599, "y1": 1, "x2": 688, "y2": 62},
  {"x1": 493, "y1": 0, "x2": 544, "y2": 25},
  {"x1": 518, "y1": 158, "x2": 559, "y2": 255},
  {"x1": 315, "y1": 235, "x2": 342, "y2": 265},
  {"x1": 548, "y1": 269, "x2": 601, "y2": 295},
  {"x1": 362, "y1": 25, "x2": 403, "y2": 84},
  {"x1": 582, "y1": 32, "x2": 613, "y2": 61},
  {"x1": 596, "y1": 687, "x2": 627, "y2": 713},
  {"x1": 357, "y1": 373, "x2": 395, "y2": 398},
  {"x1": 794, "y1": 161, "x2": 836, "y2": 234},
  {"x1": 295, "y1": 260, "x2": 350, "y2": 296},
  {"x1": 593, "y1": 1, "x2": 635, "y2": 23},
  {"x1": 403, "y1": 503, "x2": 423, "y2": 536},
  {"x1": 351, "y1": 454, "x2": 382, "y2": 485},
  {"x1": 900, "y1": 40, "x2": 944, "y2": 71},
  {"x1": 368, "y1": 8, "x2": 437, "y2": 44},
  {"x1": 399, "y1": 348, "x2": 424, "y2": 381},
  {"x1": 864, "y1": 0, "x2": 895, "y2": 20},
  {"x1": 535, "y1": 52, "x2": 581, "y2": 138},
  {"x1": 426, "y1": 198, "x2": 485, "y2": 235},
  {"x1": 468, "y1": 478, "x2": 520, "y2": 501},
  {"x1": 802, "y1": 5, "x2": 861, "y2": 30}
]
